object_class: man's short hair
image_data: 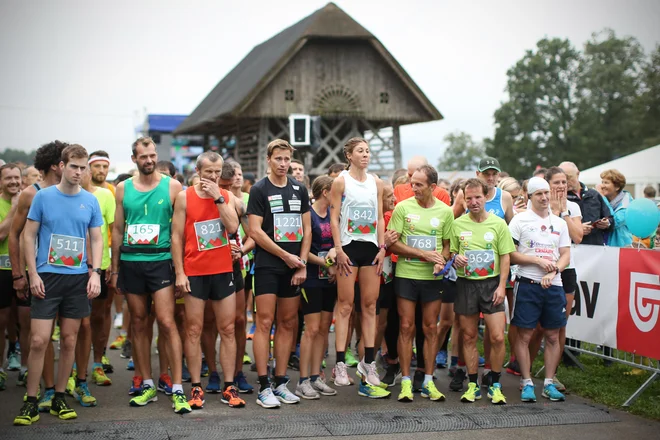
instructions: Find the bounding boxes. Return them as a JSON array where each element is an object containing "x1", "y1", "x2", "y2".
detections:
[
  {"x1": 61, "y1": 144, "x2": 88, "y2": 165},
  {"x1": 643, "y1": 185, "x2": 657, "y2": 198},
  {"x1": 89, "y1": 150, "x2": 110, "y2": 159},
  {"x1": 195, "y1": 151, "x2": 222, "y2": 170},
  {"x1": 267, "y1": 139, "x2": 295, "y2": 158},
  {"x1": 132, "y1": 136, "x2": 156, "y2": 157},
  {"x1": 415, "y1": 165, "x2": 438, "y2": 186},
  {"x1": 157, "y1": 160, "x2": 176, "y2": 177},
  {"x1": 291, "y1": 159, "x2": 303, "y2": 167},
  {"x1": 0, "y1": 163, "x2": 20, "y2": 178},
  {"x1": 463, "y1": 178, "x2": 488, "y2": 196},
  {"x1": 221, "y1": 161, "x2": 236, "y2": 181},
  {"x1": 328, "y1": 163, "x2": 347, "y2": 175}
]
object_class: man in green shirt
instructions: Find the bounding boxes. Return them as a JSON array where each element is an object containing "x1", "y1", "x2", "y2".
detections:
[
  {"x1": 387, "y1": 165, "x2": 453, "y2": 403},
  {"x1": 450, "y1": 178, "x2": 515, "y2": 405}
]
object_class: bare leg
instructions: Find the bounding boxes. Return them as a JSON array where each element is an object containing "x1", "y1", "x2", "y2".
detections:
[
  {"x1": 274, "y1": 296, "x2": 300, "y2": 377},
  {"x1": 57, "y1": 318, "x2": 83, "y2": 393}
]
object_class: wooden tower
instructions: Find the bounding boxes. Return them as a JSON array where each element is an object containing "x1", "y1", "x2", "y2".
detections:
[{"x1": 176, "y1": 2, "x2": 442, "y2": 178}]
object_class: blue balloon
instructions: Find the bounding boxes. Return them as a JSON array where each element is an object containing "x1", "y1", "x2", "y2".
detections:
[{"x1": 626, "y1": 198, "x2": 660, "y2": 238}]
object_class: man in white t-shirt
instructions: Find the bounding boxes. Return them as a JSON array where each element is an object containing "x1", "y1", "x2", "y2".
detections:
[{"x1": 509, "y1": 177, "x2": 570, "y2": 404}]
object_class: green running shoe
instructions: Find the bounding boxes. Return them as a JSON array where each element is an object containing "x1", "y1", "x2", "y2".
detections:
[
  {"x1": 130, "y1": 385, "x2": 158, "y2": 406},
  {"x1": 358, "y1": 381, "x2": 391, "y2": 399},
  {"x1": 0, "y1": 370, "x2": 7, "y2": 391},
  {"x1": 74, "y1": 382, "x2": 98, "y2": 407},
  {"x1": 488, "y1": 383, "x2": 507, "y2": 405},
  {"x1": 50, "y1": 396, "x2": 77, "y2": 420},
  {"x1": 38, "y1": 388, "x2": 55, "y2": 412},
  {"x1": 345, "y1": 349, "x2": 358, "y2": 368},
  {"x1": 461, "y1": 382, "x2": 482, "y2": 403},
  {"x1": 421, "y1": 381, "x2": 446, "y2": 401},
  {"x1": 14, "y1": 401, "x2": 39, "y2": 426},
  {"x1": 398, "y1": 378, "x2": 413, "y2": 402},
  {"x1": 172, "y1": 391, "x2": 192, "y2": 414}
]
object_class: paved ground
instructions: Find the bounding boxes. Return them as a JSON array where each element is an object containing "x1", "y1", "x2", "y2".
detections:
[{"x1": 1, "y1": 326, "x2": 659, "y2": 439}]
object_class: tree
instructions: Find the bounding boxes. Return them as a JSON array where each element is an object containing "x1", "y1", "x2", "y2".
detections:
[
  {"x1": 437, "y1": 131, "x2": 486, "y2": 171},
  {"x1": 0, "y1": 148, "x2": 36, "y2": 164},
  {"x1": 634, "y1": 44, "x2": 660, "y2": 148}
]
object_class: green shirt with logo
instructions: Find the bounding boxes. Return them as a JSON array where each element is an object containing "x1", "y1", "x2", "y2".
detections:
[
  {"x1": 0, "y1": 197, "x2": 12, "y2": 270},
  {"x1": 92, "y1": 187, "x2": 115, "y2": 270},
  {"x1": 388, "y1": 197, "x2": 453, "y2": 280},
  {"x1": 450, "y1": 213, "x2": 515, "y2": 280}
]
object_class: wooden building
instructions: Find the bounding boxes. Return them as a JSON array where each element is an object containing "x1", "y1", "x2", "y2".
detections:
[{"x1": 176, "y1": 2, "x2": 442, "y2": 177}]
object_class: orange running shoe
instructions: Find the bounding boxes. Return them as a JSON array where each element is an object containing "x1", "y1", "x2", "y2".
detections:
[
  {"x1": 221, "y1": 385, "x2": 246, "y2": 408},
  {"x1": 188, "y1": 386, "x2": 205, "y2": 409}
]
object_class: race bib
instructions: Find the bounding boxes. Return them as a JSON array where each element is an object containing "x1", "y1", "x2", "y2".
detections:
[
  {"x1": 0, "y1": 255, "x2": 11, "y2": 269},
  {"x1": 273, "y1": 213, "x2": 303, "y2": 242},
  {"x1": 318, "y1": 251, "x2": 330, "y2": 280},
  {"x1": 127, "y1": 224, "x2": 160, "y2": 245},
  {"x1": 48, "y1": 234, "x2": 84, "y2": 267},
  {"x1": 405, "y1": 235, "x2": 436, "y2": 262},
  {"x1": 194, "y1": 218, "x2": 228, "y2": 251},
  {"x1": 347, "y1": 207, "x2": 376, "y2": 235},
  {"x1": 465, "y1": 249, "x2": 495, "y2": 278},
  {"x1": 382, "y1": 255, "x2": 393, "y2": 284}
]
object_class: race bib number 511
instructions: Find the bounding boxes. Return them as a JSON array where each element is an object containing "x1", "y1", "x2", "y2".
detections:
[
  {"x1": 274, "y1": 213, "x2": 303, "y2": 242},
  {"x1": 127, "y1": 224, "x2": 160, "y2": 245},
  {"x1": 49, "y1": 234, "x2": 84, "y2": 267}
]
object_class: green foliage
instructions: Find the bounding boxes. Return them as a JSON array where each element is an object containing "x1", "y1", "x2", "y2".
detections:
[
  {"x1": 437, "y1": 131, "x2": 486, "y2": 171},
  {"x1": 489, "y1": 29, "x2": 660, "y2": 178},
  {"x1": 0, "y1": 148, "x2": 36, "y2": 165}
]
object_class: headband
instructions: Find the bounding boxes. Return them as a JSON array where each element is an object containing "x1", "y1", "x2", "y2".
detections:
[{"x1": 89, "y1": 156, "x2": 110, "y2": 165}]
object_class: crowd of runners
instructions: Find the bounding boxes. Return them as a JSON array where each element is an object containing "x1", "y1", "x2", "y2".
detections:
[{"x1": 1, "y1": 135, "x2": 655, "y2": 426}]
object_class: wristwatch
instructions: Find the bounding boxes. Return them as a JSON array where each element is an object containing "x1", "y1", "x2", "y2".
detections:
[
  {"x1": 214, "y1": 195, "x2": 225, "y2": 205},
  {"x1": 92, "y1": 268, "x2": 102, "y2": 275},
  {"x1": 560, "y1": 211, "x2": 570, "y2": 218}
]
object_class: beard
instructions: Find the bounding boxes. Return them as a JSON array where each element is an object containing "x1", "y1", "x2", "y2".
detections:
[{"x1": 138, "y1": 163, "x2": 155, "y2": 175}]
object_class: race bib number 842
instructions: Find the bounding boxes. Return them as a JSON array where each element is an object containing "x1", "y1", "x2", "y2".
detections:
[{"x1": 348, "y1": 207, "x2": 376, "y2": 235}]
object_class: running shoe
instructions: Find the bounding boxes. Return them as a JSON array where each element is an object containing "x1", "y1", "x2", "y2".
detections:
[
  {"x1": 92, "y1": 366, "x2": 112, "y2": 386},
  {"x1": 357, "y1": 360, "x2": 382, "y2": 387},
  {"x1": 412, "y1": 370, "x2": 424, "y2": 392},
  {"x1": 73, "y1": 382, "x2": 97, "y2": 407},
  {"x1": 273, "y1": 381, "x2": 300, "y2": 404},
  {"x1": 129, "y1": 376, "x2": 143, "y2": 395},
  {"x1": 506, "y1": 359, "x2": 521, "y2": 376},
  {"x1": 448, "y1": 365, "x2": 457, "y2": 377},
  {"x1": 0, "y1": 370, "x2": 6, "y2": 390},
  {"x1": 552, "y1": 376, "x2": 566, "y2": 392},
  {"x1": 246, "y1": 311, "x2": 253, "y2": 323},
  {"x1": 113, "y1": 312, "x2": 123, "y2": 329},
  {"x1": 247, "y1": 323, "x2": 256, "y2": 340},
  {"x1": 359, "y1": 381, "x2": 391, "y2": 399},
  {"x1": 398, "y1": 378, "x2": 413, "y2": 402},
  {"x1": 182, "y1": 361, "x2": 191, "y2": 382},
  {"x1": 50, "y1": 396, "x2": 77, "y2": 420},
  {"x1": 270, "y1": 325, "x2": 275, "y2": 341},
  {"x1": 127, "y1": 359, "x2": 134, "y2": 371},
  {"x1": 110, "y1": 334, "x2": 125, "y2": 350},
  {"x1": 243, "y1": 352, "x2": 252, "y2": 365},
  {"x1": 311, "y1": 377, "x2": 336, "y2": 396},
  {"x1": 130, "y1": 385, "x2": 157, "y2": 406},
  {"x1": 65, "y1": 376, "x2": 75, "y2": 396},
  {"x1": 256, "y1": 387, "x2": 280, "y2": 409},
  {"x1": 7, "y1": 352, "x2": 21, "y2": 371},
  {"x1": 14, "y1": 401, "x2": 39, "y2": 426},
  {"x1": 288, "y1": 354, "x2": 300, "y2": 371},
  {"x1": 206, "y1": 371, "x2": 221, "y2": 393},
  {"x1": 435, "y1": 350, "x2": 448, "y2": 369},
  {"x1": 23, "y1": 386, "x2": 41, "y2": 402},
  {"x1": 102, "y1": 355, "x2": 114, "y2": 374},
  {"x1": 38, "y1": 388, "x2": 55, "y2": 412},
  {"x1": 235, "y1": 371, "x2": 254, "y2": 394},
  {"x1": 521, "y1": 384, "x2": 536, "y2": 402},
  {"x1": 221, "y1": 385, "x2": 246, "y2": 408},
  {"x1": 172, "y1": 391, "x2": 192, "y2": 414},
  {"x1": 422, "y1": 381, "x2": 446, "y2": 401},
  {"x1": 542, "y1": 383, "x2": 566, "y2": 401},
  {"x1": 481, "y1": 371, "x2": 493, "y2": 389},
  {"x1": 479, "y1": 356, "x2": 485, "y2": 367},
  {"x1": 188, "y1": 386, "x2": 205, "y2": 409},
  {"x1": 120, "y1": 339, "x2": 132, "y2": 359},
  {"x1": 51, "y1": 325, "x2": 60, "y2": 342},
  {"x1": 157, "y1": 374, "x2": 173, "y2": 395},
  {"x1": 461, "y1": 382, "x2": 482, "y2": 403},
  {"x1": 488, "y1": 383, "x2": 507, "y2": 405},
  {"x1": 450, "y1": 369, "x2": 466, "y2": 392},
  {"x1": 332, "y1": 362, "x2": 352, "y2": 387},
  {"x1": 16, "y1": 370, "x2": 28, "y2": 387},
  {"x1": 345, "y1": 349, "x2": 358, "y2": 367},
  {"x1": 201, "y1": 358, "x2": 209, "y2": 377},
  {"x1": 295, "y1": 379, "x2": 320, "y2": 400},
  {"x1": 382, "y1": 363, "x2": 402, "y2": 388}
]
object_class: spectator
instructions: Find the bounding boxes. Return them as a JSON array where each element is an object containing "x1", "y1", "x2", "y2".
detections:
[
  {"x1": 498, "y1": 177, "x2": 525, "y2": 213},
  {"x1": 21, "y1": 166, "x2": 41, "y2": 188},
  {"x1": 437, "y1": 178, "x2": 451, "y2": 192},
  {"x1": 328, "y1": 163, "x2": 347, "y2": 178},
  {"x1": 242, "y1": 172, "x2": 255, "y2": 193},
  {"x1": 559, "y1": 162, "x2": 613, "y2": 246},
  {"x1": 390, "y1": 168, "x2": 407, "y2": 186},
  {"x1": 643, "y1": 185, "x2": 657, "y2": 200},
  {"x1": 533, "y1": 168, "x2": 547, "y2": 178},
  {"x1": 156, "y1": 160, "x2": 176, "y2": 177},
  {"x1": 600, "y1": 169, "x2": 633, "y2": 247}
]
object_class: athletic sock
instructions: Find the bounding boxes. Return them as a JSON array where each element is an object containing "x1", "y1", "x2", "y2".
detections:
[
  {"x1": 224, "y1": 381, "x2": 234, "y2": 390},
  {"x1": 143, "y1": 379, "x2": 155, "y2": 388},
  {"x1": 490, "y1": 371, "x2": 501, "y2": 384},
  {"x1": 310, "y1": 374, "x2": 319, "y2": 382},
  {"x1": 274, "y1": 375, "x2": 287, "y2": 388},
  {"x1": 299, "y1": 377, "x2": 308, "y2": 384},
  {"x1": 423, "y1": 374, "x2": 433, "y2": 387},
  {"x1": 258, "y1": 375, "x2": 270, "y2": 392},
  {"x1": 336, "y1": 351, "x2": 345, "y2": 363},
  {"x1": 192, "y1": 382, "x2": 202, "y2": 388},
  {"x1": 75, "y1": 377, "x2": 86, "y2": 386},
  {"x1": 544, "y1": 378, "x2": 554, "y2": 387},
  {"x1": 172, "y1": 384, "x2": 183, "y2": 394},
  {"x1": 468, "y1": 373, "x2": 479, "y2": 384},
  {"x1": 365, "y1": 347, "x2": 375, "y2": 364}
]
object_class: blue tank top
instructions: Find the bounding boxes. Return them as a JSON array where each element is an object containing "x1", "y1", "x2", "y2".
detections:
[{"x1": 485, "y1": 187, "x2": 505, "y2": 220}]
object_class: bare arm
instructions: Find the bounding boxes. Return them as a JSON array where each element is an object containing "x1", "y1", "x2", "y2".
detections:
[
  {"x1": 9, "y1": 189, "x2": 34, "y2": 278},
  {"x1": 0, "y1": 196, "x2": 19, "y2": 241},
  {"x1": 171, "y1": 191, "x2": 187, "y2": 278},
  {"x1": 111, "y1": 182, "x2": 126, "y2": 275},
  {"x1": 502, "y1": 191, "x2": 514, "y2": 225},
  {"x1": 219, "y1": 192, "x2": 239, "y2": 235},
  {"x1": 499, "y1": 253, "x2": 511, "y2": 289},
  {"x1": 565, "y1": 216, "x2": 584, "y2": 244},
  {"x1": 329, "y1": 176, "x2": 345, "y2": 249},
  {"x1": 89, "y1": 226, "x2": 103, "y2": 269},
  {"x1": 299, "y1": 211, "x2": 311, "y2": 262},
  {"x1": 556, "y1": 246, "x2": 570, "y2": 273},
  {"x1": 23, "y1": 220, "x2": 39, "y2": 278}
]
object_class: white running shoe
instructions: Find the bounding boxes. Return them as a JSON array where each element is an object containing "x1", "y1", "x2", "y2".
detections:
[
  {"x1": 273, "y1": 381, "x2": 300, "y2": 404},
  {"x1": 358, "y1": 360, "x2": 382, "y2": 387},
  {"x1": 295, "y1": 379, "x2": 320, "y2": 400},
  {"x1": 113, "y1": 313, "x2": 123, "y2": 329},
  {"x1": 256, "y1": 387, "x2": 281, "y2": 408},
  {"x1": 311, "y1": 377, "x2": 337, "y2": 396},
  {"x1": 332, "y1": 362, "x2": 352, "y2": 387}
]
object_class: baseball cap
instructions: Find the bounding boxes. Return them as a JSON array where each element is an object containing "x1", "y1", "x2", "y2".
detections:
[{"x1": 478, "y1": 157, "x2": 501, "y2": 173}]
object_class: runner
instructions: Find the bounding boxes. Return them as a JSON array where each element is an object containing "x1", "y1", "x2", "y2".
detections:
[
  {"x1": 509, "y1": 177, "x2": 570, "y2": 403},
  {"x1": 14, "y1": 144, "x2": 104, "y2": 425},
  {"x1": 387, "y1": 165, "x2": 452, "y2": 403},
  {"x1": 0, "y1": 163, "x2": 22, "y2": 390},
  {"x1": 329, "y1": 137, "x2": 390, "y2": 398},
  {"x1": 8, "y1": 140, "x2": 67, "y2": 411},
  {"x1": 247, "y1": 139, "x2": 310, "y2": 408},
  {"x1": 450, "y1": 178, "x2": 515, "y2": 405},
  {"x1": 296, "y1": 175, "x2": 338, "y2": 399},
  {"x1": 171, "y1": 151, "x2": 245, "y2": 409},
  {"x1": 109, "y1": 136, "x2": 191, "y2": 414}
]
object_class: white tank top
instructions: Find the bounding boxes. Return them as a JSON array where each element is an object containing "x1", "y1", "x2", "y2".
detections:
[{"x1": 339, "y1": 170, "x2": 379, "y2": 246}]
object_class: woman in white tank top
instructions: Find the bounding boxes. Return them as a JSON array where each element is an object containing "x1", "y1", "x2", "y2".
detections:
[{"x1": 329, "y1": 137, "x2": 388, "y2": 395}]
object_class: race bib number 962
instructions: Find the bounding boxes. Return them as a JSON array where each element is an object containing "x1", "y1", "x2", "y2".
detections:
[
  {"x1": 465, "y1": 250, "x2": 495, "y2": 278},
  {"x1": 194, "y1": 219, "x2": 228, "y2": 251},
  {"x1": 347, "y1": 207, "x2": 376, "y2": 235},
  {"x1": 274, "y1": 213, "x2": 303, "y2": 243},
  {"x1": 127, "y1": 224, "x2": 160, "y2": 245},
  {"x1": 48, "y1": 234, "x2": 84, "y2": 267}
]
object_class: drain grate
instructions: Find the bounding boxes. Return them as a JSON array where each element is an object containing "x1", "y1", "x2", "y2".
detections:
[{"x1": 5, "y1": 403, "x2": 616, "y2": 440}]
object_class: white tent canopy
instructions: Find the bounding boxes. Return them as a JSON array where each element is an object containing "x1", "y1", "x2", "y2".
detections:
[{"x1": 578, "y1": 144, "x2": 660, "y2": 198}]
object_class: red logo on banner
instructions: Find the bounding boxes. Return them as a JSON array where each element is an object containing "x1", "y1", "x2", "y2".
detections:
[{"x1": 617, "y1": 248, "x2": 660, "y2": 359}]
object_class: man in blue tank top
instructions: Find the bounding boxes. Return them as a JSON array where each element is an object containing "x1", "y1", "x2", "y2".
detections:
[{"x1": 476, "y1": 157, "x2": 514, "y2": 224}]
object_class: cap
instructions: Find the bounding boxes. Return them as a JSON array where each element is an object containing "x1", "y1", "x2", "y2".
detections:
[
  {"x1": 478, "y1": 157, "x2": 501, "y2": 172},
  {"x1": 243, "y1": 172, "x2": 256, "y2": 182},
  {"x1": 527, "y1": 177, "x2": 550, "y2": 195}
]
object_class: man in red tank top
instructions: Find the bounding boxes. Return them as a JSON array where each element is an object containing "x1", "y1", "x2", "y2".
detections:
[{"x1": 171, "y1": 151, "x2": 245, "y2": 409}]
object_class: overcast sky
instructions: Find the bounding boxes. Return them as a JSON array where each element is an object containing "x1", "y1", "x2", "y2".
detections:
[{"x1": 1, "y1": 0, "x2": 658, "y2": 172}]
